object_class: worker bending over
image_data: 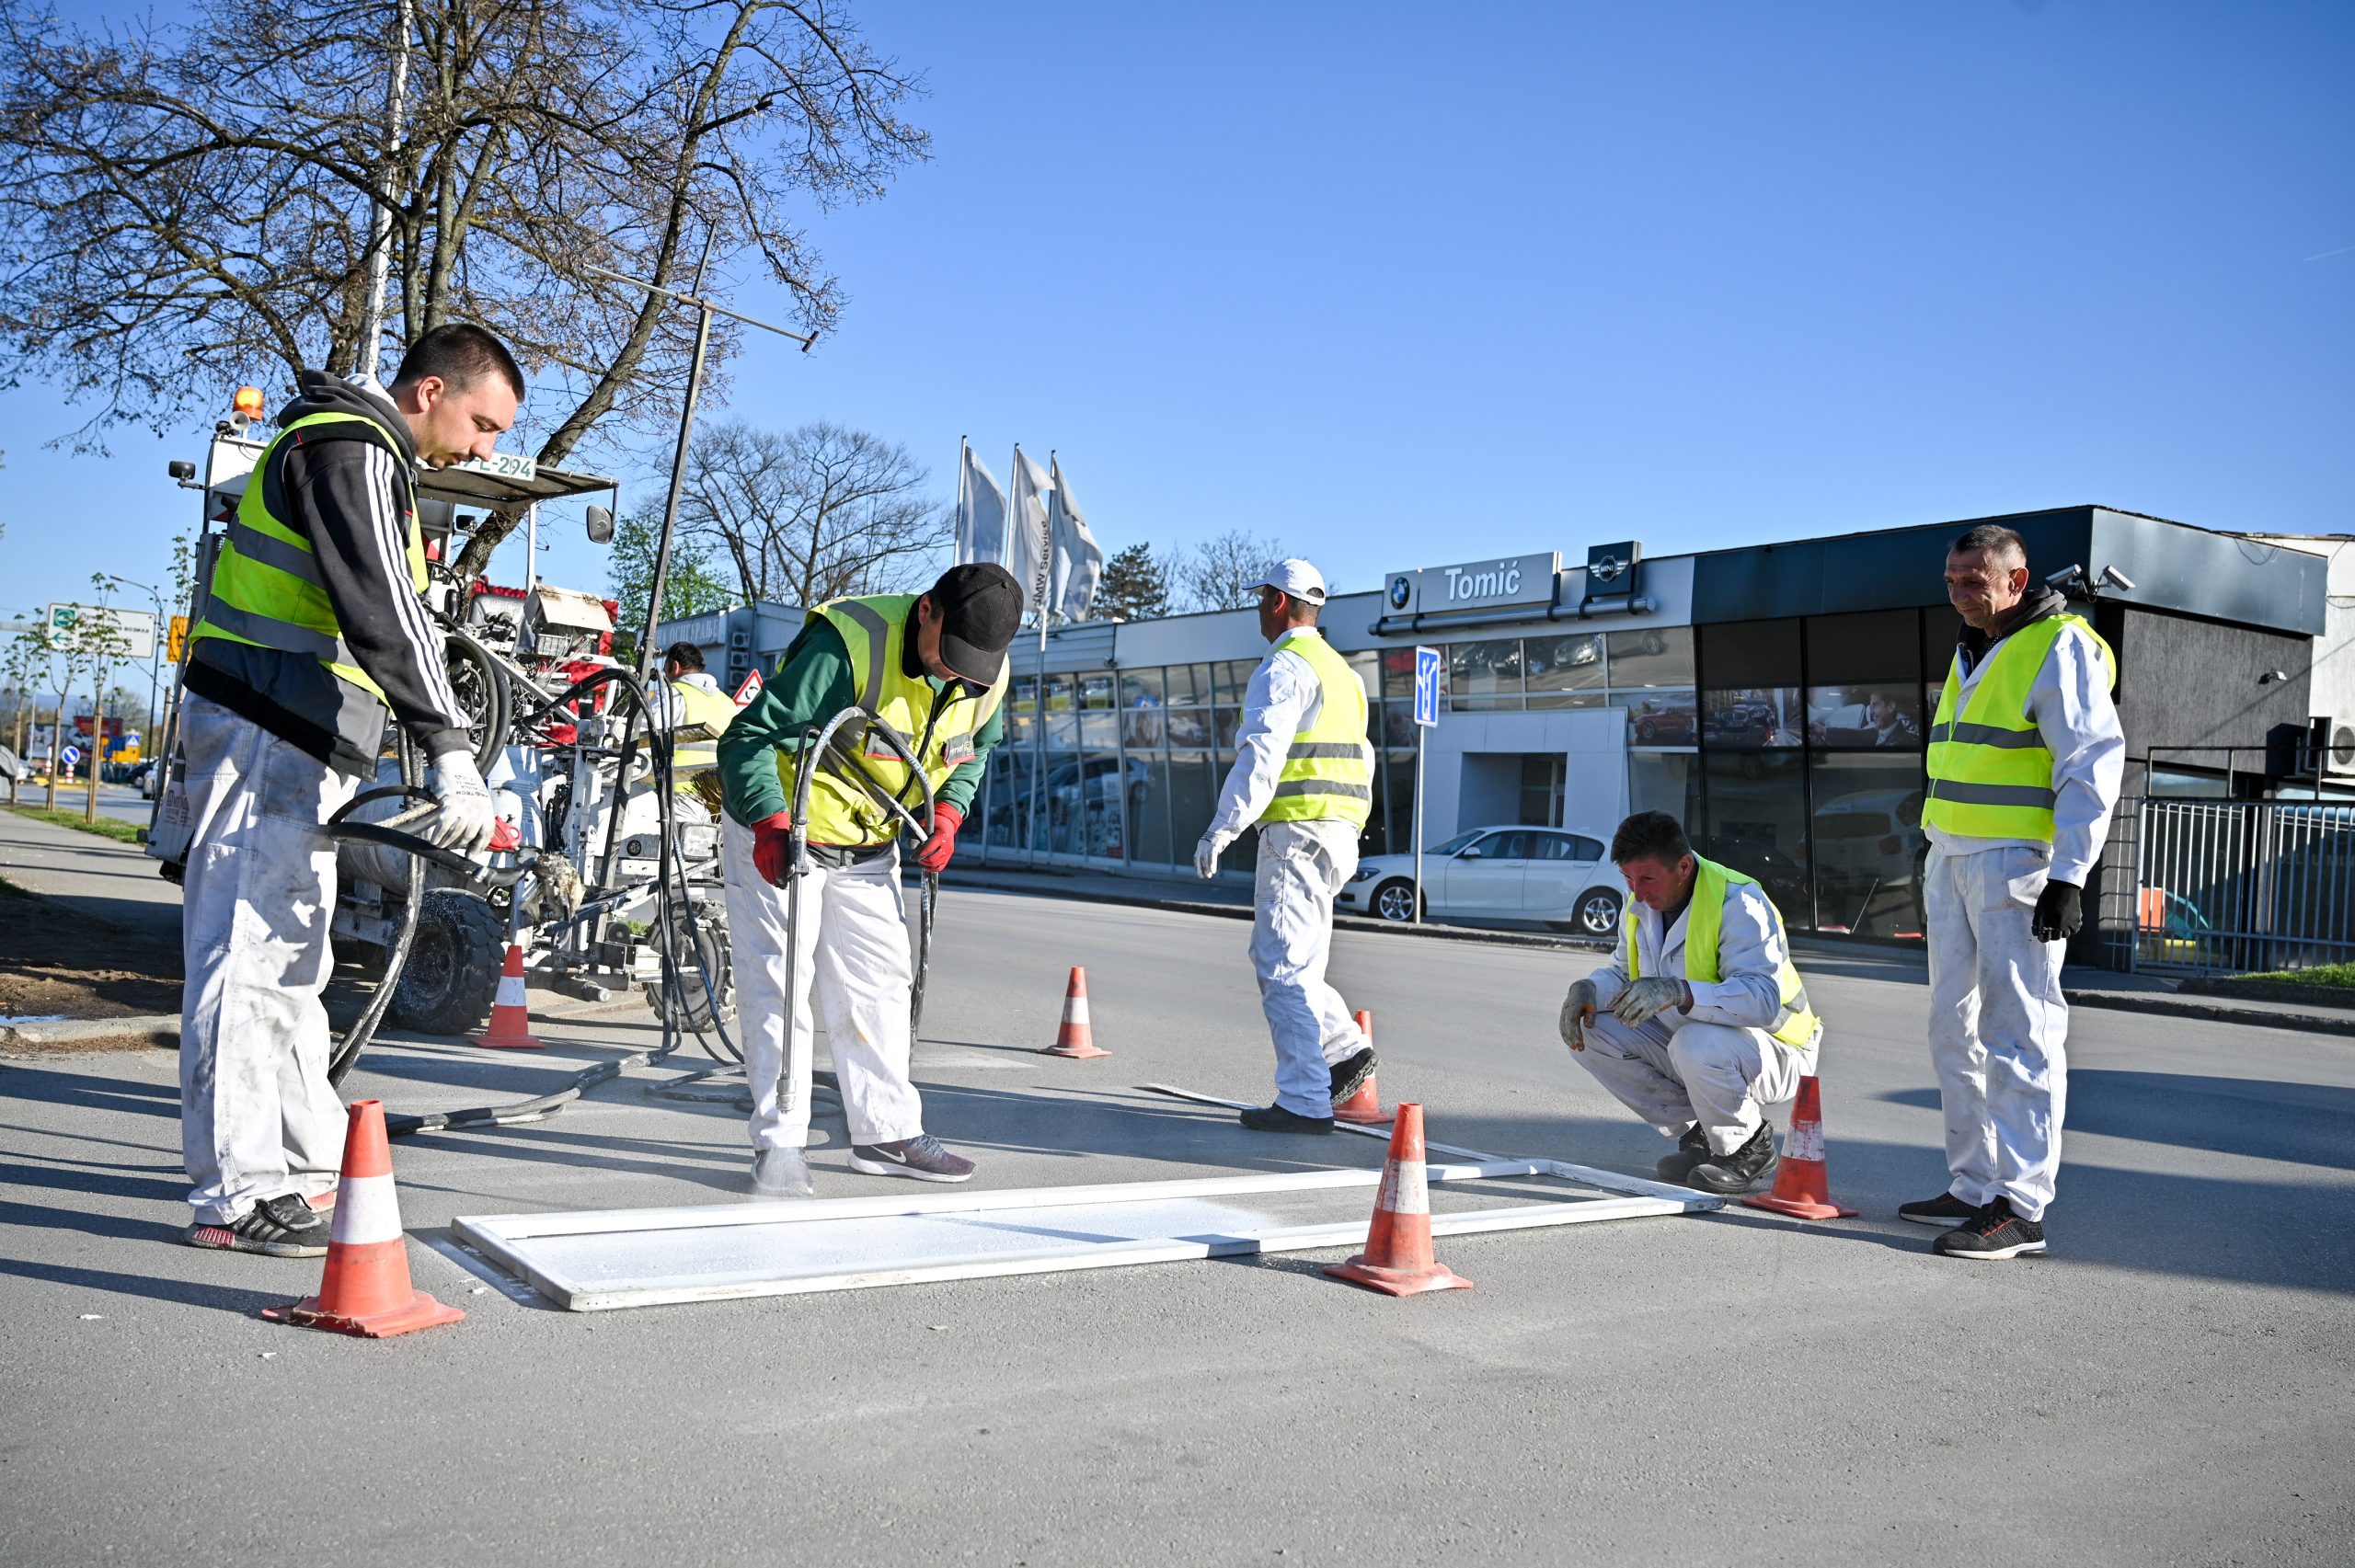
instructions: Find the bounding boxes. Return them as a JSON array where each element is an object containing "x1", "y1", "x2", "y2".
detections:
[
  {"x1": 654, "y1": 639, "x2": 736, "y2": 811},
  {"x1": 1195, "y1": 559, "x2": 1377, "y2": 1133},
  {"x1": 716, "y1": 563, "x2": 1020, "y2": 1195},
  {"x1": 178, "y1": 325, "x2": 520, "y2": 1255},
  {"x1": 1558, "y1": 811, "x2": 1822, "y2": 1194},
  {"x1": 1908, "y1": 523, "x2": 2121, "y2": 1260}
]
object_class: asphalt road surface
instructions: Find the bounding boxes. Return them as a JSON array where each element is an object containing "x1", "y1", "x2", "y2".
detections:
[{"x1": 5, "y1": 888, "x2": 2350, "y2": 1565}]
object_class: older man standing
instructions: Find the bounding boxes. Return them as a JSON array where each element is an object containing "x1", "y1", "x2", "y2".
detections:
[
  {"x1": 1908, "y1": 523, "x2": 2122, "y2": 1260},
  {"x1": 1195, "y1": 560, "x2": 1377, "y2": 1133}
]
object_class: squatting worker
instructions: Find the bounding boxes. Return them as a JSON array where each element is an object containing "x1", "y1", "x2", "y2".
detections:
[
  {"x1": 177, "y1": 325, "x2": 521, "y2": 1256},
  {"x1": 716, "y1": 563, "x2": 1021, "y2": 1195},
  {"x1": 1195, "y1": 559, "x2": 1377, "y2": 1134},
  {"x1": 1908, "y1": 523, "x2": 2121, "y2": 1261},
  {"x1": 1557, "y1": 811, "x2": 1822, "y2": 1194},
  {"x1": 655, "y1": 639, "x2": 737, "y2": 812}
]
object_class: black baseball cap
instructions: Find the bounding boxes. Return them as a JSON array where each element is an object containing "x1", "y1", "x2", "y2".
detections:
[{"x1": 929, "y1": 562, "x2": 1023, "y2": 686}]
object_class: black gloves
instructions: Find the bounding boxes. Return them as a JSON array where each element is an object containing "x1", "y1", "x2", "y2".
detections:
[{"x1": 2031, "y1": 880, "x2": 2083, "y2": 944}]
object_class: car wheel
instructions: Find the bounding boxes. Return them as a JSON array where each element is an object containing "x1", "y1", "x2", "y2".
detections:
[
  {"x1": 1568, "y1": 887, "x2": 1621, "y2": 938},
  {"x1": 1373, "y1": 879, "x2": 1420, "y2": 923}
]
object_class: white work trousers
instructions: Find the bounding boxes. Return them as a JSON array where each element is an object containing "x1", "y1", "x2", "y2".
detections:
[
  {"x1": 1574, "y1": 1013, "x2": 1816, "y2": 1157},
  {"x1": 1924, "y1": 843, "x2": 2068, "y2": 1221},
  {"x1": 720, "y1": 817, "x2": 925, "y2": 1151},
  {"x1": 177, "y1": 696, "x2": 357, "y2": 1225},
  {"x1": 1250, "y1": 819, "x2": 1372, "y2": 1117}
]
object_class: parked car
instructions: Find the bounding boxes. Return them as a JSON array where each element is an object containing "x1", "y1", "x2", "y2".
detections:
[{"x1": 1338, "y1": 825, "x2": 1625, "y2": 935}]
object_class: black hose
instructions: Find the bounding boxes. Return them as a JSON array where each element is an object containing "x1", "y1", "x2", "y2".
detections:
[{"x1": 326, "y1": 738, "x2": 426, "y2": 1088}]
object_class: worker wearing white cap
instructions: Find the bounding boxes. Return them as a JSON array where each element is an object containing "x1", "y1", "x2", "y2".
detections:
[{"x1": 1196, "y1": 559, "x2": 1378, "y2": 1132}]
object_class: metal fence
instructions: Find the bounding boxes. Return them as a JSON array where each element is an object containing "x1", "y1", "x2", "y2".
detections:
[{"x1": 2125, "y1": 798, "x2": 2355, "y2": 975}]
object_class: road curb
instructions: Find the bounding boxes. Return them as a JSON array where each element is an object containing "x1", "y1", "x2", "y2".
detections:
[
  {"x1": 2178, "y1": 975, "x2": 2355, "y2": 1013},
  {"x1": 2062, "y1": 989, "x2": 2355, "y2": 1037},
  {"x1": 0, "y1": 1012, "x2": 179, "y2": 1049}
]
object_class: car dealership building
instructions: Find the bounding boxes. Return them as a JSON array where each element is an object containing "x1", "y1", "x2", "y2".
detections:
[{"x1": 662, "y1": 504, "x2": 2344, "y2": 963}]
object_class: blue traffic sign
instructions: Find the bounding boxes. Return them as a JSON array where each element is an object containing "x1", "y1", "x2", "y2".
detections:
[
  {"x1": 59, "y1": 745, "x2": 82, "y2": 769},
  {"x1": 1413, "y1": 646, "x2": 1442, "y2": 727}
]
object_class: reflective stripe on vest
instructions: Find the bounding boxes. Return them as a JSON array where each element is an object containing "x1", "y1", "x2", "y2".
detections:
[
  {"x1": 1922, "y1": 613, "x2": 2116, "y2": 843},
  {"x1": 773, "y1": 594, "x2": 1007, "y2": 847},
  {"x1": 187, "y1": 408, "x2": 429, "y2": 705},
  {"x1": 667, "y1": 677, "x2": 738, "y2": 784},
  {"x1": 1621, "y1": 855, "x2": 1820, "y2": 1048},
  {"x1": 1257, "y1": 630, "x2": 1373, "y2": 827}
]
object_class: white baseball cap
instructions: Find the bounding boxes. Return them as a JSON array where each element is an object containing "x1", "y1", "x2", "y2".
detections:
[{"x1": 1246, "y1": 558, "x2": 1328, "y2": 604}]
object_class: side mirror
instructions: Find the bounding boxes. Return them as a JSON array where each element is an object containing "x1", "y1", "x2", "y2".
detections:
[
  {"x1": 585, "y1": 505, "x2": 615, "y2": 544},
  {"x1": 1457, "y1": 845, "x2": 1482, "y2": 860}
]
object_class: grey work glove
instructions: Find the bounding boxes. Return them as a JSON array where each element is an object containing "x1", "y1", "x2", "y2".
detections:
[
  {"x1": 1611, "y1": 975, "x2": 1692, "y2": 1026},
  {"x1": 1194, "y1": 829, "x2": 1235, "y2": 881},
  {"x1": 2032, "y1": 879, "x2": 2083, "y2": 944},
  {"x1": 427, "y1": 749, "x2": 499, "y2": 856},
  {"x1": 1558, "y1": 979, "x2": 1600, "y2": 1051}
]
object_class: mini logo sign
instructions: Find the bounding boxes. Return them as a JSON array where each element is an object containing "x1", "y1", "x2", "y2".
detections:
[{"x1": 1585, "y1": 541, "x2": 1643, "y2": 597}]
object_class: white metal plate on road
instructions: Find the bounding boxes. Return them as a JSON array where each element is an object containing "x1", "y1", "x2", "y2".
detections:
[{"x1": 454, "y1": 1091, "x2": 1718, "y2": 1311}]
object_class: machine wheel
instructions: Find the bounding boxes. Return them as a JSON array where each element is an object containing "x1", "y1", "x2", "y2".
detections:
[
  {"x1": 650, "y1": 902, "x2": 736, "y2": 1036},
  {"x1": 1373, "y1": 878, "x2": 1422, "y2": 923},
  {"x1": 385, "y1": 889, "x2": 507, "y2": 1035},
  {"x1": 1556, "y1": 887, "x2": 1622, "y2": 938}
]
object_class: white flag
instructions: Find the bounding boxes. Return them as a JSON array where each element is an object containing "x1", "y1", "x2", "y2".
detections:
[
  {"x1": 955, "y1": 441, "x2": 1007, "y2": 567},
  {"x1": 1005, "y1": 445, "x2": 1053, "y2": 613},
  {"x1": 1048, "y1": 454, "x2": 1105, "y2": 621}
]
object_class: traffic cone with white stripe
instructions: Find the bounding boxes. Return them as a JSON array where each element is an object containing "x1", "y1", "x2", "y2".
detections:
[
  {"x1": 1324, "y1": 1104, "x2": 1472, "y2": 1297},
  {"x1": 1739, "y1": 1076, "x2": 1858, "y2": 1220},
  {"x1": 1040, "y1": 966, "x2": 1108, "y2": 1059},
  {"x1": 469, "y1": 943, "x2": 544, "y2": 1050},
  {"x1": 1333, "y1": 1008, "x2": 1386, "y2": 1125},
  {"x1": 261, "y1": 1100, "x2": 465, "y2": 1339}
]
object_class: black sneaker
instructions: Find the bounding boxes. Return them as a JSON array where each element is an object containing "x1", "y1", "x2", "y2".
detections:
[
  {"x1": 1686, "y1": 1124, "x2": 1778, "y2": 1195},
  {"x1": 1934, "y1": 1198, "x2": 2048, "y2": 1261},
  {"x1": 181, "y1": 1193, "x2": 329, "y2": 1257},
  {"x1": 1238, "y1": 1104, "x2": 1335, "y2": 1135},
  {"x1": 1328, "y1": 1047, "x2": 1378, "y2": 1106},
  {"x1": 1655, "y1": 1124, "x2": 1711, "y2": 1183},
  {"x1": 1898, "y1": 1191, "x2": 1979, "y2": 1227},
  {"x1": 848, "y1": 1135, "x2": 976, "y2": 1184}
]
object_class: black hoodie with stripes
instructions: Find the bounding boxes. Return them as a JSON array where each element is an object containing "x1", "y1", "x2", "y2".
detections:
[{"x1": 184, "y1": 372, "x2": 473, "y2": 777}]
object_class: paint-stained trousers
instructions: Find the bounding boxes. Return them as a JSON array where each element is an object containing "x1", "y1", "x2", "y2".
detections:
[
  {"x1": 720, "y1": 817, "x2": 926, "y2": 1152},
  {"x1": 1925, "y1": 842, "x2": 2068, "y2": 1221},
  {"x1": 1575, "y1": 1012, "x2": 1816, "y2": 1157},
  {"x1": 178, "y1": 695, "x2": 356, "y2": 1225},
  {"x1": 1251, "y1": 818, "x2": 1373, "y2": 1117}
]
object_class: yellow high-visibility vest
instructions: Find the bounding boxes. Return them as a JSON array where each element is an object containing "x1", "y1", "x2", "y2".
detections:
[
  {"x1": 1623, "y1": 854, "x2": 1821, "y2": 1048},
  {"x1": 1257, "y1": 631, "x2": 1373, "y2": 829},
  {"x1": 1924, "y1": 614, "x2": 2116, "y2": 842}
]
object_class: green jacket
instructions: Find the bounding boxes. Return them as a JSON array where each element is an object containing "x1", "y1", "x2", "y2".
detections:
[{"x1": 718, "y1": 615, "x2": 1003, "y2": 836}]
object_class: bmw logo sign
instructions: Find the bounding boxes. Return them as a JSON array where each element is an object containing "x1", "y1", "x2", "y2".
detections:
[{"x1": 1387, "y1": 575, "x2": 1413, "y2": 610}]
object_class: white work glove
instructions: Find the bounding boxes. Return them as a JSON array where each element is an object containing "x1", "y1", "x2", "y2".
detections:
[
  {"x1": 427, "y1": 749, "x2": 499, "y2": 855},
  {"x1": 1194, "y1": 829, "x2": 1235, "y2": 881},
  {"x1": 1612, "y1": 975, "x2": 1691, "y2": 1026},
  {"x1": 1559, "y1": 979, "x2": 1600, "y2": 1051}
]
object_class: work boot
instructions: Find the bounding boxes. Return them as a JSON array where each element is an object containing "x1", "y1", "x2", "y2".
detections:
[
  {"x1": 181, "y1": 1193, "x2": 330, "y2": 1258},
  {"x1": 1328, "y1": 1047, "x2": 1378, "y2": 1107},
  {"x1": 1898, "y1": 1191, "x2": 1979, "y2": 1227},
  {"x1": 849, "y1": 1134, "x2": 976, "y2": 1184},
  {"x1": 1655, "y1": 1124, "x2": 1711, "y2": 1183},
  {"x1": 1933, "y1": 1198, "x2": 2048, "y2": 1261},
  {"x1": 1238, "y1": 1104, "x2": 1335, "y2": 1135},
  {"x1": 749, "y1": 1147, "x2": 814, "y2": 1197},
  {"x1": 1685, "y1": 1124, "x2": 1777, "y2": 1195}
]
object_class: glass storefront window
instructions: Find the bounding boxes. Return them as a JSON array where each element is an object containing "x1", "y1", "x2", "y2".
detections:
[
  {"x1": 1700, "y1": 750, "x2": 1811, "y2": 927},
  {"x1": 1809, "y1": 753, "x2": 1928, "y2": 937},
  {"x1": 1121, "y1": 681, "x2": 1166, "y2": 750},
  {"x1": 1166, "y1": 664, "x2": 1214, "y2": 704},
  {"x1": 1701, "y1": 688, "x2": 1803, "y2": 749},
  {"x1": 1381, "y1": 647, "x2": 1419, "y2": 702},
  {"x1": 1526, "y1": 633, "x2": 1605, "y2": 707},
  {"x1": 1382, "y1": 749, "x2": 1417, "y2": 853},
  {"x1": 1626, "y1": 688, "x2": 1698, "y2": 747},
  {"x1": 1042, "y1": 672, "x2": 1074, "y2": 713},
  {"x1": 1078, "y1": 674, "x2": 1116, "y2": 711},
  {"x1": 1378, "y1": 704, "x2": 1419, "y2": 747},
  {"x1": 1808, "y1": 610, "x2": 1919, "y2": 686},
  {"x1": 1130, "y1": 755, "x2": 1177, "y2": 864},
  {"x1": 1166, "y1": 706, "x2": 1213, "y2": 748},
  {"x1": 1606, "y1": 625, "x2": 1694, "y2": 689},
  {"x1": 1212, "y1": 660, "x2": 1260, "y2": 704},
  {"x1": 1167, "y1": 750, "x2": 1217, "y2": 853},
  {"x1": 1626, "y1": 752, "x2": 1700, "y2": 831},
  {"x1": 1448, "y1": 637, "x2": 1524, "y2": 710},
  {"x1": 1806, "y1": 684, "x2": 1924, "y2": 749},
  {"x1": 1009, "y1": 674, "x2": 1039, "y2": 715},
  {"x1": 1079, "y1": 711, "x2": 1119, "y2": 750}
]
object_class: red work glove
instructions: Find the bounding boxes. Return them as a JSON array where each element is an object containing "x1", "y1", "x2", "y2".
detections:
[
  {"x1": 752, "y1": 811, "x2": 795, "y2": 887},
  {"x1": 913, "y1": 802, "x2": 963, "y2": 873}
]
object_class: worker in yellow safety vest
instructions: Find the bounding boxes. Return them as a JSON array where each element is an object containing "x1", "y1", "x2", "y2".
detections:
[
  {"x1": 176, "y1": 324, "x2": 523, "y2": 1257},
  {"x1": 655, "y1": 640, "x2": 737, "y2": 809},
  {"x1": 716, "y1": 563, "x2": 1023, "y2": 1196},
  {"x1": 1901, "y1": 522, "x2": 2122, "y2": 1261},
  {"x1": 1558, "y1": 811, "x2": 1824, "y2": 1194},
  {"x1": 1195, "y1": 559, "x2": 1380, "y2": 1133}
]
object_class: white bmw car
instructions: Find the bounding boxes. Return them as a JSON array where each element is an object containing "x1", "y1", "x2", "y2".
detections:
[{"x1": 1338, "y1": 825, "x2": 1626, "y2": 937}]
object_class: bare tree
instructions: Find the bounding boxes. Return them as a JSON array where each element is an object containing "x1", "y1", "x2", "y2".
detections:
[
  {"x1": 1177, "y1": 530, "x2": 1293, "y2": 612},
  {"x1": 0, "y1": 0, "x2": 929, "y2": 575},
  {"x1": 683, "y1": 419, "x2": 948, "y2": 608}
]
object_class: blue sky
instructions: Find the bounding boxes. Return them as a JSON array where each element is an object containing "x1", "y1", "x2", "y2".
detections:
[{"x1": 2, "y1": 0, "x2": 2349, "y2": 627}]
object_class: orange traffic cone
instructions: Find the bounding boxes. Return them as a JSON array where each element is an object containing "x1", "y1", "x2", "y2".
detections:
[
  {"x1": 1740, "y1": 1076, "x2": 1858, "y2": 1220},
  {"x1": 1324, "y1": 1104, "x2": 1472, "y2": 1297},
  {"x1": 469, "y1": 943, "x2": 545, "y2": 1049},
  {"x1": 1040, "y1": 966, "x2": 1108, "y2": 1059},
  {"x1": 262, "y1": 1100, "x2": 465, "y2": 1339},
  {"x1": 1333, "y1": 1009, "x2": 1386, "y2": 1125}
]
